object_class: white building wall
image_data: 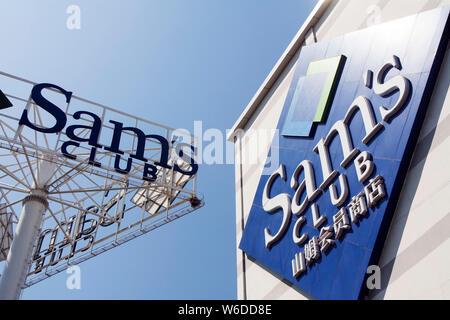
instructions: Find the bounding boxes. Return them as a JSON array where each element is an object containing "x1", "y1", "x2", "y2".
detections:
[
  {"x1": 234, "y1": 0, "x2": 450, "y2": 300},
  {"x1": 370, "y1": 38, "x2": 450, "y2": 300}
]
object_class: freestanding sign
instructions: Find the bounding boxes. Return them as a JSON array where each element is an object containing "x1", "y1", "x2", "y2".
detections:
[
  {"x1": 239, "y1": 6, "x2": 449, "y2": 299},
  {"x1": 0, "y1": 72, "x2": 203, "y2": 299}
]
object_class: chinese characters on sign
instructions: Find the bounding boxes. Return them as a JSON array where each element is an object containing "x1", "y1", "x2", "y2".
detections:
[{"x1": 291, "y1": 175, "x2": 386, "y2": 278}]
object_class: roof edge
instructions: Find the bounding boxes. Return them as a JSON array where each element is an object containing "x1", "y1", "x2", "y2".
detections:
[{"x1": 227, "y1": 0, "x2": 334, "y2": 141}]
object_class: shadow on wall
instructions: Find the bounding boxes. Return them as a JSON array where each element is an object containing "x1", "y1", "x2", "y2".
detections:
[{"x1": 246, "y1": 255, "x2": 317, "y2": 300}]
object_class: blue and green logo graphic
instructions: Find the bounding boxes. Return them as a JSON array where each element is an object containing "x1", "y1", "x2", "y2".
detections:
[{"x1": 282, "y1": 55, "x2": 345, "y2": 137}]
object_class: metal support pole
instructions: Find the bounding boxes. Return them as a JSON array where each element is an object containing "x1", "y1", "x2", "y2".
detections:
[
  {"x1": 0, "y1": 158, "x2": 55, "y2": 300},
  {"x1": 0, "y1": 190, "x2": 48, "y2": 299}
]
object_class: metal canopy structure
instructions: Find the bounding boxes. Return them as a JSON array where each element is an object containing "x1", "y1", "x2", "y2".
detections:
[{"x1": 0, "y1": 71, "x2": 204, "y2": 299}]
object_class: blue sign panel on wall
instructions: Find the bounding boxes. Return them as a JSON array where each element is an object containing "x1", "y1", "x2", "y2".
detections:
[{"x1": 239, "y1": 6, "x2": 449, "y2": 299}]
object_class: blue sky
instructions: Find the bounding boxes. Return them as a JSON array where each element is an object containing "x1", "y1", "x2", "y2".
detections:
[{"x1": 0, "y1": 0, "x2": 317, "y2": 299}]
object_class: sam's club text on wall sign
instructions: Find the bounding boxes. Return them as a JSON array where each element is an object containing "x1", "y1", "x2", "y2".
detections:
[{"x1": 239, "y1": 7, "x2": 449, "y2": 299}]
